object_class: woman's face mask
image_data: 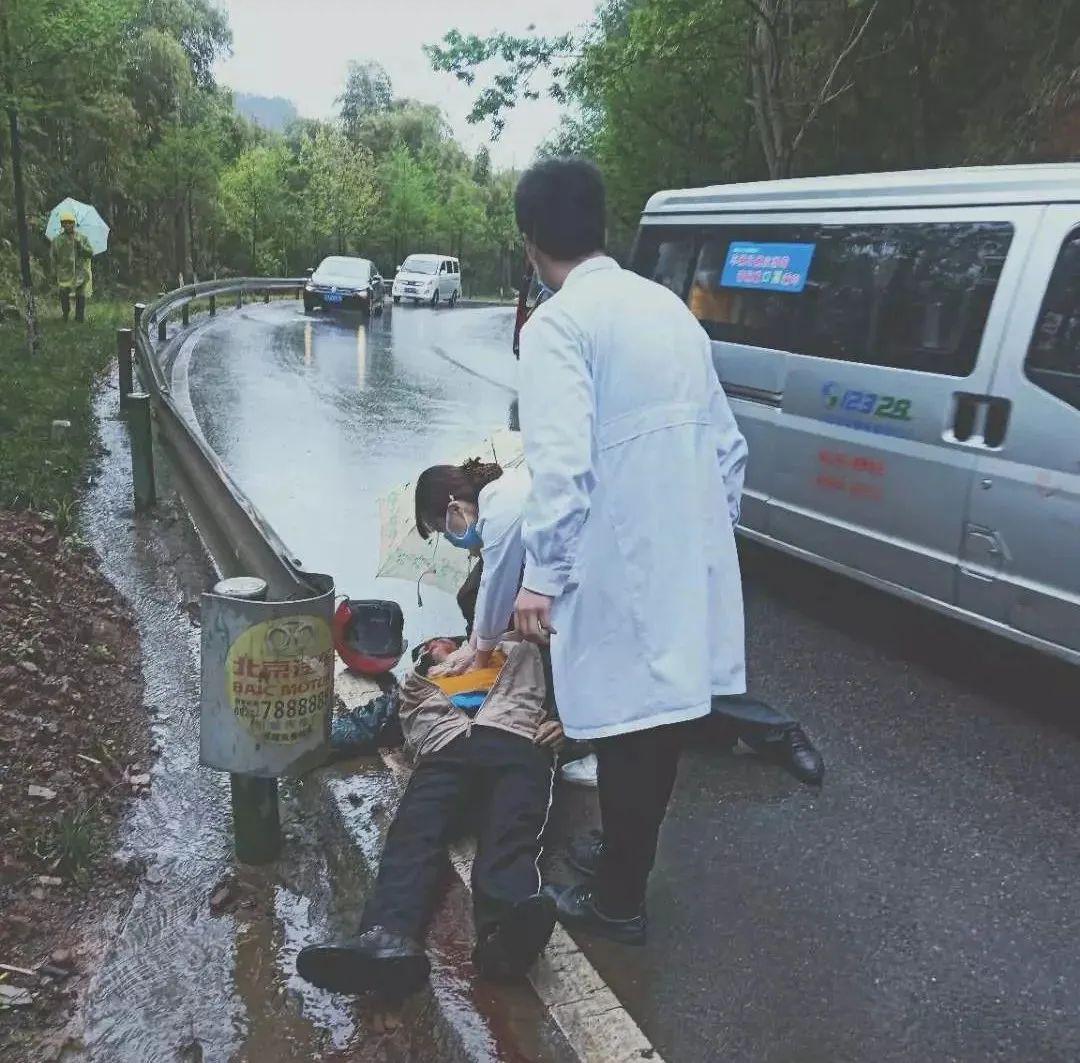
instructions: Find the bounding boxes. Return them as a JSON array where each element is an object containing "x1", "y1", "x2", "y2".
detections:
[{"x1": 444, "y1": 500, "x2": 482, "y2": 551}]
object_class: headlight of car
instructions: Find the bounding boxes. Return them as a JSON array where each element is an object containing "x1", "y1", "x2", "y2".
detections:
[{"x1": 305, "y1": 283, "x2": 314, "y2": 291}]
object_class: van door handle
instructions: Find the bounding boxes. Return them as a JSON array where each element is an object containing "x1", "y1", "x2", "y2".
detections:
[{"x1": 951, "y1": 394, "x2": 1011, "y2": 447}]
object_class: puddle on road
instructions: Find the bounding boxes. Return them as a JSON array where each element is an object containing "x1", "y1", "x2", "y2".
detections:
[{"x1": 68, "y1": 375, "x2": 368, "y2": 1062}]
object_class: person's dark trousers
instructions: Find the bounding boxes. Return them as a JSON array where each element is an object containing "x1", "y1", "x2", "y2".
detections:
[
  {"x1": 592, "y1": 719, "x2": 692, "y2": 919},
  {"x1": 58, "y1": 286, "x2": 86, "y2": 323},
  {"x1": 709, "y1": 693, "x2": 795, "y2": 745},
  {"x1": 361, "y1": 728, "x2": 555, "y2": 942}
]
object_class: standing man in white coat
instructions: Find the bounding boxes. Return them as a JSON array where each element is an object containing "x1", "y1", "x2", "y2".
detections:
[{"x1": 512, "y1": 158, "x2": 749, "y2": 945}]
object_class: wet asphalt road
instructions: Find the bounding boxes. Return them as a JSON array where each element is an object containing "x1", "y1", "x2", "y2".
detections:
[{"x1": 185, "y1": 300, "x2": 1080, "y2": 1063}]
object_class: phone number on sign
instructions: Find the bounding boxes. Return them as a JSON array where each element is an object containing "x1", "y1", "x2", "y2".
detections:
[{"x1": 233, "y1": 691, "x2": 330, "y2": 724}]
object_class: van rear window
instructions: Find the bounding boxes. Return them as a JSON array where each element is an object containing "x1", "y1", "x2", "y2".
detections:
[{"x1": 633, "y1": 221, "x2": 1013, "y2": 377}]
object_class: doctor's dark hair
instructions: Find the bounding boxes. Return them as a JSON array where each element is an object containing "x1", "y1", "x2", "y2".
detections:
[
  {"x1": 514, "y1": 157, "x2": 605, "y2": 261},
  {"x1": 414, "y1": 459, "x2": 503, "y2": 541}
]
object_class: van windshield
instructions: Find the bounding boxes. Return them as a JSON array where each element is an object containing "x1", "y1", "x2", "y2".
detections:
[{"x1": 402, "y1": 256, "x2": 438, "y2": 275}]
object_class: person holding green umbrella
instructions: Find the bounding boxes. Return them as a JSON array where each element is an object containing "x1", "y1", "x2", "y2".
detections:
[
  {"x1": 50, "y1": 210, "x2": 94, "y2": 322},
  {"x1": 46, "y1": 199, "x2": 108, "y2": 323}
]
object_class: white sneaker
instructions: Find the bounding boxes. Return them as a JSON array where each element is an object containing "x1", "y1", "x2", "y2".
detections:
[{"x1": 560, "y1": 753, "x2": 598, "y2": 788}]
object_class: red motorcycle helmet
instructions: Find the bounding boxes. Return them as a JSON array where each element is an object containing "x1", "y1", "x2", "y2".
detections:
[{"x1": 333, "y1": 599, "x2": 407, "y2": 675}]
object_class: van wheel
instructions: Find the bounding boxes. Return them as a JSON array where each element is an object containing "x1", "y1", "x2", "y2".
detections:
[
  {"x1": 430, "y1": 290, "x2": 440, "y2": 308},
  {"x1": 393, "y1": 296, "x2": 400, "y2": 305},
  {"x1": 449, "y1": 290, "x2": 458, "y2": 308}
]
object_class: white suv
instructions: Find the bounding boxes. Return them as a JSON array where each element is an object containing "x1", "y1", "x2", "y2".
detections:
[{"x1": 392, "y1": 254, "x2": 461, "y2": 307}]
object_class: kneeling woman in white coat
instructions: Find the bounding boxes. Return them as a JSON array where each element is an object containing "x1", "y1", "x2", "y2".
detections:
[{"x1": 415, "y1": 458, "x2": 534, "y2": 677}]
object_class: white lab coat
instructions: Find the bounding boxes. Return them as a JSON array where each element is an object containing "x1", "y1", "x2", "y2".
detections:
[
  {"x1": 518, "y1": 256, "x2": 748, "y2": 740},
  {"x1": 472, "y1": 466, "x2": 530, "y2": 652}
]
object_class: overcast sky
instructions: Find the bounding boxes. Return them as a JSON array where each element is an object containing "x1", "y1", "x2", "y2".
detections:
[{"x1": 213, "y1": 0, "x2": 597, "y2": 168}]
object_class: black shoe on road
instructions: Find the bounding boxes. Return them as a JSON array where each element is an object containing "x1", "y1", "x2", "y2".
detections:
[
  {"x1": 753, "y1": 726, "x2": 825, "y2": 786},
  {"x1": 473, "y1": 893, "x2": 557, "y2": 981},
  {"x1": 543, "y1": 884, "x2": 647, "y2": 946},
  {"x1": 296, "y1": 927, "x2": 430, "y2": 996},
  {"x1": 566, "y1": 830, "x2": 604, "y2": 878}
]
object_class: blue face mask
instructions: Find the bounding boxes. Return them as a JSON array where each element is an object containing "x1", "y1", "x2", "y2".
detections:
[{"x1": 444, "y1": 523, "x2": 482, "y2": 551}]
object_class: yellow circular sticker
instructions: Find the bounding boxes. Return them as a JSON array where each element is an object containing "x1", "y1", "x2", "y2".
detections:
[{"x1": 226, "y1": 615, "x2": 333, "y2": 744}]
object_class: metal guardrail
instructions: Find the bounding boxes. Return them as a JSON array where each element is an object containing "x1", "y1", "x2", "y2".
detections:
[
  {"x1": 128, "y1": 279, "x2": 336, "y2": 852},
  {"x1": 132, "y1": 278, "x2": 332, "y2": 603}
]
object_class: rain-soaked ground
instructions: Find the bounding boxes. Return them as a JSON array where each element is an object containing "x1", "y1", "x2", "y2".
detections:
[
  {"x1": 174, "y1": 298, "x2": 1080, "y2": 1063},
  {"x1": 73, "y1": 363, "x2": 414, "y2": 1062}
]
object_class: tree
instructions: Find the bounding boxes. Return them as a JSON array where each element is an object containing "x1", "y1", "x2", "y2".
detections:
[
  {"x1": 300, "y1": 126, "x2": 377, "y2": 256},
  {"x1": 744, "y1": 0, "x2": 881, "y2": 178},
  {"x1": 1, "y1": 0, "x2": 134, "y2": 350},
  {"x1": 220, "y1": 144, "x2": 294, "y2": 273},
  {"x1": 472, "y1": 145, "x2": 492, "y2": 185},
  {"x1": 338, "y1": 60, "x2": 392, "y2": 141},
  {"x1": 441, "y1": 172, "x2": 486, "y2": 260},
  {"x1": 426, "y1": 27, "x2": 575, "y2": 139},
  {"x1": 376, "y1": 145, "x2": 435, "y2": 267},
  {"x1": 351, "y1": 99, "x2": 450, "y2": 159}
]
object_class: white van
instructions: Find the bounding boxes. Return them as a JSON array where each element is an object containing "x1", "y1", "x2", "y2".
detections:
[
  {"x1": 392, "y1": 254, "x2": 461, "y2": 307},
  {"x1": 633, "y1": 164, "x2": 1080, "y2": 666}
]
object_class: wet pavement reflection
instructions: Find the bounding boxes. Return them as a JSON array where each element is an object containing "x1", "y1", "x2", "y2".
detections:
[{"x1": 187, "y1": 302, "x2": 518, "y2": 646}]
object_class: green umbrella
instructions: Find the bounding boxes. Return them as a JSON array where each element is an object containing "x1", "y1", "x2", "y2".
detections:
[{"x1": 45, "y1": 198, "x2": 110, "y2": 255}]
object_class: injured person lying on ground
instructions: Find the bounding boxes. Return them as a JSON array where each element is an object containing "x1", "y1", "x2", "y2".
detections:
[{"x1": 297, "y1": 633, "x2": 563, "y2": 998}]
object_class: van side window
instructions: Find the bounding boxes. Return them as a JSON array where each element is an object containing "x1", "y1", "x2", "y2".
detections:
[
  {"x1": 1026, "y1": 229, "x2": 1080, "y2": 411},
  {"x1": 632, "y1": 228, "x2": 697, "y2": 299},
  {"x1": 684, "y1": 222, "x2": 1013, "y2": 375}
]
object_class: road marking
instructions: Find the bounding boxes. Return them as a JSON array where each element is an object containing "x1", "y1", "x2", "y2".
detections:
[
  {"x1": 431, "y1": 344, "x2": 518, "y2": 395},
  {"x1": 169, "y1": 316, "x2": 222, "y2": 448},
  {"x1": 337, "y1": 669, "x2": 663, "y2": 1063}
]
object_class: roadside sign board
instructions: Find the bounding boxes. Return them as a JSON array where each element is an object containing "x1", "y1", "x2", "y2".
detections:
[{"x1": 200, "y1": 586, "x2": 334, "y2": 777}]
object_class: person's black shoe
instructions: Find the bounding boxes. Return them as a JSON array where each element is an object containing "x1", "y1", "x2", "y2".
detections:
[
  {"x1": 542, "y1": 884, "x2": 647, "y2": 946},
  {"x1": 566, "y1": 830, "x2": 604, "y2": 878},
  {"x1": 473, "y1": 893, "x2": 557, "y2": 981},
  {"x1": 296, "y1": 926, "x2": 430, "y2": 996},
  {"x1": 755, "y1": 726, "x2": 825, "y2": 786}
]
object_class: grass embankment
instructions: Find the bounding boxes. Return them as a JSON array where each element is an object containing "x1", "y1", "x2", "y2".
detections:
[
  {"x1": 0, "y1": 302, "x2": 126, "y2": 515},
  {"x1": 0, "y1": 300, "x2": 150, "y2": 1049}
]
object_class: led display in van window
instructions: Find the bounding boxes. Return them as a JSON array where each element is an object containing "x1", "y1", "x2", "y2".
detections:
[{"x1": 720, "y1": 242, "x2": 816, "y2": 293}]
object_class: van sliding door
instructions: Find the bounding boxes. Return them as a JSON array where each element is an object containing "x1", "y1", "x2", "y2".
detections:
[{"x1": 959, "y1": 205, "x2": 1080, "y2": 660}]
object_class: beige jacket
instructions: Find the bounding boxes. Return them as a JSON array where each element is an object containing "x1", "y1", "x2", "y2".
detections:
[{"x1": 398, "y1": 638, "x2": 550, "y2": 762}]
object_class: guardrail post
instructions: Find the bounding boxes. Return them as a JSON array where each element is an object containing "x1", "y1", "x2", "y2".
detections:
[
  {"x1": 231, "y1": 774, "x2": 280, "y2": 865},
  {"x1": 236, "y1": 290, "x2": 243, "y2": 309},
  {"x1": 209, "y1": 293, "x2": 216, "y2": 316},
  {"x1": 117, "y1": 329, "x2": 133, "y2": 414},
  {"x1": 264, "y1": 290, "x2": 270, "y2": 305},
  {"x1": 134, "y1": 302, "x2": 146, "y2": 329},
  {"x1": 182, "y1": 301, "x2": 190, "y2": 327},
  {"x1": 213, "y1": 576, "x2": 281, "y2": 865},
  {"x1": 128, "y1": 393, "x2": 156, "y2": 510}
]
